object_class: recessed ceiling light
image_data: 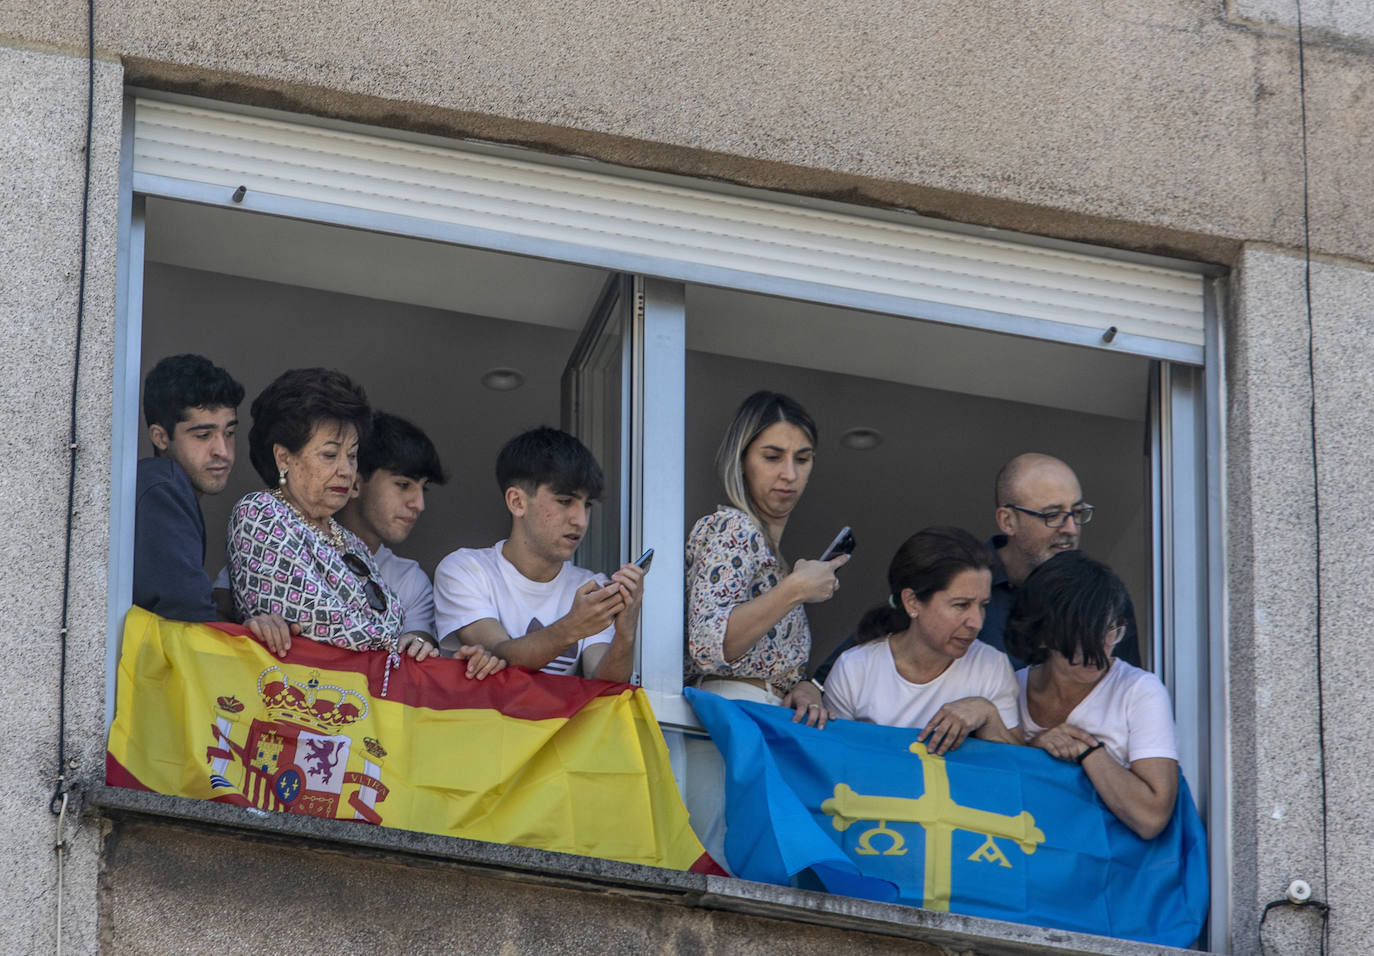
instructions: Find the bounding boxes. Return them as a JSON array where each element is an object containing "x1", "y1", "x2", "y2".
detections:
[
  {"x1": 480, "y1": 367, "x2": 526, "y2": 391},
  {"x1": 840, "y1": 427, "x2": 883, "y2": 450}
]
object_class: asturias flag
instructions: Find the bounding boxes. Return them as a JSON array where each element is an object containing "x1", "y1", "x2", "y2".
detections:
[
  {"x1": 685, "y1": 688, "x2": 1207, "y2": 947},
  {"x1": 107, "y1": 607, "x2": 720, "y2": 873}
]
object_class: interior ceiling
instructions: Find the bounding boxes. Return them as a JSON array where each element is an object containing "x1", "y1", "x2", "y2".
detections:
[{"x1": 145, "y1": 198, "x2": 1150, "y2": 420}]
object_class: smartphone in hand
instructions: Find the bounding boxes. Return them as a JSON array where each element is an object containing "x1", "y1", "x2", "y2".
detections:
[
  {"x1": 819, "y1": 527, "x2": 856, "y2": 562},
  {"x1": 608, "y1": 548, "x2": 654, "y2": 580}
]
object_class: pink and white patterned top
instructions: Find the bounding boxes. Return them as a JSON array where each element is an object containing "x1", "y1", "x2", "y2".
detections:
[
  {"x1": 684, "y1": 506, "x2": 810, "y2": 692},
  {"x1": 227, "y1": 491, "x2": 403, "y2": 652}
]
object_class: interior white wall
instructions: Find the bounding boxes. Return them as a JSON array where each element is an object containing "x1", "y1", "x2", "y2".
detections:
[
  {"x1": 140, "y1": 263, "x2": 581, "y2": 578},
  {"x1": 141, "y1": 262, "x2": 1152, "y2": 672}
]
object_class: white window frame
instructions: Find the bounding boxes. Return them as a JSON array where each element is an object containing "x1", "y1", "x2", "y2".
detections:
[{"x1": 111, "y1": 90, "x2": 1228, "y2": 950}]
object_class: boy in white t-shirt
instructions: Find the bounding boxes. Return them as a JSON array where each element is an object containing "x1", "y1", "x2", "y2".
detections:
[{"x1": 434, "y1": 427, "x2": 644, "y2": 680}]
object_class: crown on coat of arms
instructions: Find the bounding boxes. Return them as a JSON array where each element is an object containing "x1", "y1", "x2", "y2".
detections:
[{"x1": 257, "y1": 666, "x2": 369, "y2": 732}]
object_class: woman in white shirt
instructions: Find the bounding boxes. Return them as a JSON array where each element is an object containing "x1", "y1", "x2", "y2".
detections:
[
  {"x1": 824, "y1": 527, "x2": 1021, "y2": 755},
  {"x1": 1003, "y1": 551, "x2": 1179, "y2": 839}
]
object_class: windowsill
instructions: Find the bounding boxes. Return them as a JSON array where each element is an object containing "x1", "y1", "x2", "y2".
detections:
[{"x1": 89, "y1": 785, "x2": 1199, "y2": 955}]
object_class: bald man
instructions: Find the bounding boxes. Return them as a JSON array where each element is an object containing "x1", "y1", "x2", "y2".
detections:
[
  {"x1": 980, "y1": 452, "x2": 1139, "y2": 666},
  {"x1": 813, "y1": 452, "x2": 1138, "y2": 683}
]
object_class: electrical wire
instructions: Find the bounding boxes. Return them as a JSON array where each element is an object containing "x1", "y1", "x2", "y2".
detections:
[
  {"x1": 1260, "y1": 896, "x2": 1330, "y2": 956},
  {"x1": 1293, "y1": 0, "x2": 1330, "y2": 908},
  {"x1": 51, "y1": 0, "x2": 95, "y2": 818},
  {"x1": 51, "y1": 0, "x2": 96, "y2": 950},
  {"x1": 1256, "y1": 4, "x2": 1331, "y2": 951}
]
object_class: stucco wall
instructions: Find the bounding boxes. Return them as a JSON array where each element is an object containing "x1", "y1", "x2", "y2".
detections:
[
  {"x1": 1232, "y1": 0, "x2": 1374, "y2": 46},
  {"x1": 3, "y1": 1, "x2": 1372, "y2": 952},
  {"x1": 1227, "y1": 245, "x2": 1374, "y2": 954},
  {"x1": 1, "y1": 0, "x2": 1372, "y2": 269},
  {"x1": 0, "y1": 44, "x2": 123, "y2": 956},
  {"x1": 99, "y1": 817, "x2": 949, "y2": 955}
]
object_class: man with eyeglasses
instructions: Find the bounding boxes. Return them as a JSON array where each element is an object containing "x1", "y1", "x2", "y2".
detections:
[
  {"x1": 985, "y1": 452, "x2": 1140, "y2": 667},
  {"x1": 813, "y1": 452, "x2": 1138, "y2": 683}
]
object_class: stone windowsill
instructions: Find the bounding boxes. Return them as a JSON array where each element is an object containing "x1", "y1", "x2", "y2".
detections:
[{"x1": 88, "y1": 785, "x2": 1199, "y2": 956}]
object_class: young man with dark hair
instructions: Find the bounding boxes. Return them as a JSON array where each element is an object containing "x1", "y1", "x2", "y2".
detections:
[
  {"x1": 433, "y1": 427, "x2": 644, "y2": 681},
  {"x1": 134, "y1": 353, "x2": 245, "y2": 621},
  {"x1": 335, "y1": 412, "x2": 446, "y2": 647}
]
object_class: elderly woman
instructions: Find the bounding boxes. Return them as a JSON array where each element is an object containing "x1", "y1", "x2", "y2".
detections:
[
  {"x1": 227, "y1": 368, "x2": 506, "y2": 686},
  {"x1": 227, "y1": 368, "x2": 410, "y2": 661},
  {"x1": 824, "y1": 527, "x2": 1021, "y2": 755},
  {"x1": 684, "y1": 391, "x2": 847, "y2": 869},
  {"x1": 1004, "y1": 551, "x2": 1179, "y2": 839}
]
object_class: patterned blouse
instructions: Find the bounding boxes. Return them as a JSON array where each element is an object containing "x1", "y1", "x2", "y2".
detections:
[
  {"x1": 227, "y1": 491, "x2": 403, "y2": 652},
  {"x1": 684, "y1": 506, "x2": 810, "y2": 693}
]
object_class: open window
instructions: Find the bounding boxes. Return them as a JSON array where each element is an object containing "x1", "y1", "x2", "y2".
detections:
[{"x1": 112, "y1": 91, "x2": 1227, "y2": 947}]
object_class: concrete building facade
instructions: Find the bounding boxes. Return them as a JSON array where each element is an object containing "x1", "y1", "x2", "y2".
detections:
[{"x1": 2, "y1": 1, "x2": 1370, "y2": 952}]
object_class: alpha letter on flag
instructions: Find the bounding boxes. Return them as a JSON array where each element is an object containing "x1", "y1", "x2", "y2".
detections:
[{"x1": 685, "y1": 687, "x2": 1208, "y2": 947}]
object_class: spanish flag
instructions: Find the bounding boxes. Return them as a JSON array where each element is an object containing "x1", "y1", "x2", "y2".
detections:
[{"x1": 107, "y1": 607, "x2": 720, "y2": 873}]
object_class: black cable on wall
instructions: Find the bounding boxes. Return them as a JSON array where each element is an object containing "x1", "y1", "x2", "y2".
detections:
[{"x1": 50, "y1": 0, "x2": 96, "y2": 817}]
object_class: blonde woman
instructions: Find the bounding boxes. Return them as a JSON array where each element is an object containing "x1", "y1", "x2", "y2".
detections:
[{"x1": 684, "y1": 391, "x2": 847, "y2": 868}]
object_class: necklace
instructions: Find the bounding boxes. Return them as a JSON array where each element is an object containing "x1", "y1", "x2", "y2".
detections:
[{"x1": 271, "y1": 487, "x2": 348, "y2": 552}]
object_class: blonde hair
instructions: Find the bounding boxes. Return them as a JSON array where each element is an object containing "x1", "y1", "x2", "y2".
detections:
[{"x1": 714, "y1": 391, "x2": 818, "y2": 565}]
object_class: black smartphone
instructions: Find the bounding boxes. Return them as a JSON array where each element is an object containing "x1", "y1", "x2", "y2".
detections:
[
  {"x1": 819, "y1": 526, "x2": 856, "y2": 562},
  {"x1": 609, "y1": 548, "x2": 654, "y2": 581}
]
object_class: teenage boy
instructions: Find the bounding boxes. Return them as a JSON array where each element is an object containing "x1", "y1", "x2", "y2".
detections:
[
  {"x1": 433, "y1": 427, "x2": 644, "y2": 681},
  {"x1": 133, "y1": 354, "x2": 245, "y2": 622},
  {"x1": 334, "y1": 412, "x2": 445, "y2": 659}
]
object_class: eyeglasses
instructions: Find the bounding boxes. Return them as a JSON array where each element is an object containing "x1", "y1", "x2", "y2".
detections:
[
  {"x1": 1004, "y1": 503, "x2": 1095, "y2": 529},
  {"x1": 1069, "y1": 622, "x2": 1127, "y2": 666},
  {"x1": 342, "y1": 552, "x2": 388, "y2": 613}
]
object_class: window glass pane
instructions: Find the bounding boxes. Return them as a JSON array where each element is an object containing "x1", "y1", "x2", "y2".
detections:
[
  {"x1": 140, "y1": 198, "x2": 613, "y2": 580},
  {"x1": 681, "y1": 285, "x2": 1154, "y2": 671}
]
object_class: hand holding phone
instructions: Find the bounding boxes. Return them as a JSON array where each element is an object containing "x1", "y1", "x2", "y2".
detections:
[
  {"x1": 819, "y1": 527, "x2": 856, "y2": 563},
  {"x1": 607, "y1": 548, "x2": 654, "y2": 581}
]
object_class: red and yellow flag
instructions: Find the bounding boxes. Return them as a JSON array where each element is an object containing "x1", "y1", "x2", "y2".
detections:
[{"x1": 107, "y1": 607, "x2": 720, "y2": 873}]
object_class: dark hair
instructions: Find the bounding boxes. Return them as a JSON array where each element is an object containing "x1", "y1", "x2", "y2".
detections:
[
  {"x1": 359, "y1": 412, "x2": 446, "y2": 484},
  {"x1": 247, "y1": 368, "x2": 372, "y2": 487},
  {"x1": 1003, "y1": 551, "x2": 1129, "y2": 668},
  {"x1": 856, "y1": 527, "x2": 993, "y2": 642},
  {"x1": 715, "y1": 391, "x2": 818, "y2": 563},
  {"x1": 142, "y1": 354, "x2": 245, "y2": 434},
  {"x1": 495, "y1": 427, "x2": 604, "y2": 499}
]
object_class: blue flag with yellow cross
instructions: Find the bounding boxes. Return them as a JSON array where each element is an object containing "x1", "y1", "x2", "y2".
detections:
[{"x1": 684, "y1": 688, "x2": 1207, "y2": 947}]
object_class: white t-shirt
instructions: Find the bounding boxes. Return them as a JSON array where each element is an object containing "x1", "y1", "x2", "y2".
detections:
[
  {"x1": 433, "y1": 541, "x2": 613, "y2": 676},
  {"x1": 1015, "y1": 660, "x2": 1178, "y2": 767},
  {"x1": 823, "y1": 638, "x2": 1020, "y2": 732},
  {"x1": 215, "y1": 544, "x2": 436, "y2": 637}
]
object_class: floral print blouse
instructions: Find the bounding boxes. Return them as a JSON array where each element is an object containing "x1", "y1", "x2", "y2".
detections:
[
  {"x1": 685, "y1": 506, "x2": 810, "y2": 692},
  {"x1": 227, "y1": 491, "x2": 403, "y2": 652}
]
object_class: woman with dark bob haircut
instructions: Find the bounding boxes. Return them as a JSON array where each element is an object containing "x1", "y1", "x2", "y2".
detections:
[
  {"x1": 226, "y1": 369, "x2": 424, "y2": 676},
  {"x1": 1004, "y1": 551, "x2": 1179, "y2": 839},
  {"x1": 823, "y1": 527, "x2": 1021, "y2": 755}
]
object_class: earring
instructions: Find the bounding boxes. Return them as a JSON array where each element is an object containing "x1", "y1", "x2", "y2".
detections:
[{"x1": 278, "y1": 466, "x2": 288, "y2": 488}]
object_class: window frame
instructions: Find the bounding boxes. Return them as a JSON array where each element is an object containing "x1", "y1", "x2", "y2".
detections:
[{"x1": 111, "y1": 90, "x2": 1229, "y2": 949}]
